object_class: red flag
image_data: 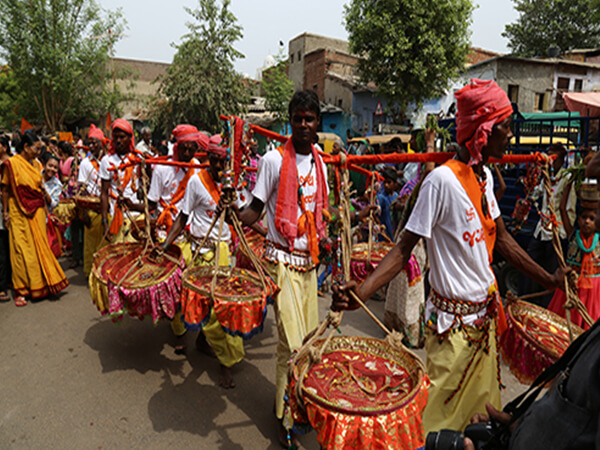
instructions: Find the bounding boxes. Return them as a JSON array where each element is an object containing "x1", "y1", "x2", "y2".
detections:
[
  {"x1": 106, "y1": 112, "x2": 112, "y2": 137},
  {"x1": 20, "y1": 118, "x2": 34, "y2": 134}
]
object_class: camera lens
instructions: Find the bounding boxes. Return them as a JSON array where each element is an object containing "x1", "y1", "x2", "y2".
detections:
[{"x1": 425, "y1": 429, "x2": 465, "y2": 450}]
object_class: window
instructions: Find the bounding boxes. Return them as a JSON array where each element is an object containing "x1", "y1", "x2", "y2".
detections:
[
  {"x1": 574, "y1": 79, "x2": 583, "y2": 92},
  {"x1": 312, "y1": 84, "x2": 317, "y2": 92},
  {"x1": 290, "y1": 54, "x2": 294, "y2": 64},
  {"x1": 297, "y1": 51, "x2": 301, "y2": 61},
  {"x1": 508, "y1": 84, "x2": 519, "y2": 103},
  {"x1": 557, "y1": 77, "x2": 570, "y2": 91},
  {"x1": 338, "y1": 99, "x2": 343, "y2": 108}
]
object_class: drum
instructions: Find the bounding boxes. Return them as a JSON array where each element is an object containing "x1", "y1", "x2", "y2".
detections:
[
  {"x1": 236, "y1": 228, "x2": 266, "y2": 269},
  {"x1": 74, "y1": 195, "x2": 101, "y2": 212},
  {"x1": 130, "y1": 218, "x2": 157, "y2": 242},
  {"x1": 54, "y1": 198, "x2": 77, "y2": 225},
  {"x1": 500, "y1": 299, "x2": 583, "y2": 384},
  {"x1": 288, "y1": 336, "x2": 429, "y2": 449},
  {"x1": 89, "y1": 242, "x2": 184, "y2": 323},
  {"x1": 350, "y1": 242, "x2": 395, "y2": 283},
  {"x1": 181, "y1": 266, "x2": 277, "y2": 339}
]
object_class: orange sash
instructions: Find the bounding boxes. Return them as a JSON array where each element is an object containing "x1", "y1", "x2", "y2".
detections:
[
  {"x1": 197, "y1": 168, "x2": 236, "y2": 240},
  {"x1": 108, "y1": 155, "x2": 137, "y2": 235},
  {"x1": 157, "y1": 167, "x2": 195, "y2": 231},
  {"x1": 444, "y1": 159, "x2": 507, "y2": 335}
]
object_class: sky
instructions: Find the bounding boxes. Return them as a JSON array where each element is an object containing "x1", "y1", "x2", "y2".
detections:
[{"x1": 100, "y1": 0, "x2": 519, "y2": 78}]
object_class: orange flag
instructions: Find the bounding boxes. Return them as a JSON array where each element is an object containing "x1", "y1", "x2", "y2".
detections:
[
  {"x1": 20, "y1": 118, "x2": 34, "y2": 133},
  {"x1": 106, "y1": 112, "x2": 112, "y2": 137}
]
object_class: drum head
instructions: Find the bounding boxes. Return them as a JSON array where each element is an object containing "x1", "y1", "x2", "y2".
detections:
[
  {"x1": 110, "y1": 243, "x2": 181, "y2": 289},
  {"x1": 183, "y1": 266, "x2": 264, "y2": 301},
  {"x1": 351, "y1": 242, "x2": 394, "y2": 263}
]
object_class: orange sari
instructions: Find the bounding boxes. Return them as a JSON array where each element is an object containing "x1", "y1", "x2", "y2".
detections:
[{"x1": 1, "y1": 154, "x2": 68, "y2": 298}]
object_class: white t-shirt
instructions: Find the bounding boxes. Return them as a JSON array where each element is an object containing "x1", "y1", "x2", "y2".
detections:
[
  {"x1": 99, "y1": 153, "x2": 140, "y2": 216},
  {"x1": 147, "y1": 160, "x2": 198, "y2": 220},
  {"x1": 77, "y1": 156, "x2": 101, "y2": 197},
  {"x1": 252, "y1": 148, "x2": 328, "y2": 252},
  {"x1": 405, "y1": 164, "x2": 500, "y2": 333},
  {"x1": 181, "y1": 170, "x2": 244, "y2": 243}
]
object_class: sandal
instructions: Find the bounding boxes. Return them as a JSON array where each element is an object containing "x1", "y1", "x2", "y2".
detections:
[
  {"x1": 15, "y1": 296, "x2": 27, "y2": 307},
  {"x1": 0, "y1": 291, "x2": 9, "y2": 302}
]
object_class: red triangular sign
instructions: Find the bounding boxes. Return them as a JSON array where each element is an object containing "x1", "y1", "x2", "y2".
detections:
[{"x1": 375, "y1": 101, "x2": 383, "y2": 116}]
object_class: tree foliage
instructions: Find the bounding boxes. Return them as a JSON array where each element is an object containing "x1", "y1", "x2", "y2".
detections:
[
  {"x1": 503, "y1": 0, "x2": 600, "y2": 57},
  {"x1": 155, "y1": 0, "x2": 248, "y2": 135},
  {"x1": 261, "y1": 52, "x2": 294, "y2": 123},
  {"x1": 0, "y1": 0, "x2": 126, "y2": 132},
  {"x1": 344, "y1": 0, "x2": 473, "y2": 118}
]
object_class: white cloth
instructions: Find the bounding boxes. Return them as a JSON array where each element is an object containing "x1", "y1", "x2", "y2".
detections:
[
  {"x1": 147, "y1": 159, "x2": 198, "y2": 221},
  {"x1": 99, "y1": 153, "x2": 140, "y2": 216},
  {"x1": 406, "y1": 165, "x2": 500, "y2": 334},
  {"x1": 135, "y1": 140, "x2": 152, "y2": 156},
  {"x1": 251, "y1": 148, "x2": 328, "y2": 256},
  {"x1": 77, "y1": 156, "x2": 101, "y2": 197},
  {"x1": 181, "y1": 171, "x2": 244, "y2": 243},
  {"x1": 533, "y1": 168, "x2": 576, "y2": 241}
]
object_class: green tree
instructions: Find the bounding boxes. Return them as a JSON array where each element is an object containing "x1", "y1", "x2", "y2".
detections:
[
  {"x1": 503, "y1": 0, "x2": 600, "y2": 57},
  {"x1": 261, "y1": 52, "x2": 294, "y2": 123},
  {"x1": 344, "y1": 0, "x2": 473, "y2": 119},
  {"x1": 155, "y1": 0, "x2": 248, "y2": 135},
  {"x1": 0, "y1": 67, "x2": 24, "y2": 130},
  {"x1": 0, "y1": 0, "x2": 126, "y2": 132}
]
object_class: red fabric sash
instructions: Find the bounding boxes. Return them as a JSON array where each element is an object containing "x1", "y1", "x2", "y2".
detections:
[{"x1": 274, "y1": 140, "x2": 327, "y2": 262}]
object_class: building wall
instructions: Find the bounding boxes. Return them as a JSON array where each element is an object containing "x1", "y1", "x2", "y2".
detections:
[
  {"x1": 288, "y1": 33, "x2": 350, "y2": 91},
  {"x1": 352, "y1": 91, "x2": 391, "y2": 135},
  {"x1": 303, "y1": 50, "x2": 326, "y2": 98},
  {"x1": 324, "y1": 77, "x2": 353, "y2": 112}
]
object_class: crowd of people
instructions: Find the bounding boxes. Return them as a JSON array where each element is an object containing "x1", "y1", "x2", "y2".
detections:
[{"x1": 1, "y1": 84, "x2": 599, "y2": 448}]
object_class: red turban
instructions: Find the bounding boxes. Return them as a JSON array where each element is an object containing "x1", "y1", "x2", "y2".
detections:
[
  {"x1": 455, "y1": 79, "x2": 513, "y2": 165},
  {"x1": 88, "y1": 124, "x2": 105, "y2": 142},
  {"x1": 110, "y1": 118, "x2": 135, "y2": 154},
  {"x1": 207, "y1": 134, "x2": 227, "y2": 157},
  {"x1": 172, "y1": 124, "x2": 209, "y2": 160}
]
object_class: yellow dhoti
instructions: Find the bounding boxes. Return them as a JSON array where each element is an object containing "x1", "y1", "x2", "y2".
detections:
[
  {"x1": 83, "y1": 210, "x2": 104, "y2": 277},
  {"x1": 187, "y1": 241, "x2": 245, "y2": 368},
  {"x1": 423, "y1": 321, "x2": 501, "y2": 433},
  {"x1": 266, "y1": 260, "x2": 318, "y2": 419}
]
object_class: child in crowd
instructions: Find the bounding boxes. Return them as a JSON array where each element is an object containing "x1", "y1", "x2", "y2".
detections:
[
  {"x1": 548, "y1": 181, "x2": 600, "y2": 329},
  {"x1": 377, "y1": 166, "x2": 403, "y2": 240}
]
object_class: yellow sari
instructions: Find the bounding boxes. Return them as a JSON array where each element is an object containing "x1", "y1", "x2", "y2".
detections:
[{"x1": 2, "y1": 154, "x2": 68, "y2": 298}]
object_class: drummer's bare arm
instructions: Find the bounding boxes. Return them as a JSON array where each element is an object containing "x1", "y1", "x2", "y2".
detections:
[
  {"x1": 237, "y1": 197, "x2": 264, "y2": 227},
  {"x1": 332, "y1": 230, "x2": 421, "y2": 310},
  {"x1": 250, "y1": 222, "x2": 267, "y2": 237},
  {"x1": 495, "y1": 216, "x2": 566, "y2": 290},
  {"x1": 161, "y1": 212, "x2": 188, "y2": 251},
  {"x1": 100, "y1": 179, "x2": 110, "y2": 234}
]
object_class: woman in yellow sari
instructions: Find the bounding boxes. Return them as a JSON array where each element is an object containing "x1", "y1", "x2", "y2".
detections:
[{"x1": 1, "y1": 131, "x2": 69, "y2": 306}]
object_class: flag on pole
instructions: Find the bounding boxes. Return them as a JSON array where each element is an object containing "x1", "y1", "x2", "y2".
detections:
[{"x1": 20, "y1": 118, "x2": 34, "y2": 134}]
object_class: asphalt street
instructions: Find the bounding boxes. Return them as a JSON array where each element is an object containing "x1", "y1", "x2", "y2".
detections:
[{"x1": 0, "y1": 260, "x2": 527, "y2": 449}]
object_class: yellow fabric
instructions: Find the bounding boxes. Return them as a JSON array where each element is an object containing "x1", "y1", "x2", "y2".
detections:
[
  {"x1": 83, "y1": 210, "x2": 104, "y2": 277},
  {"x1": 192, "y1": 241, "x2": 244, "y2": 368},
  {"x1": 170, "y1": 307, "x2": 187, "y2": 337},
  {"x1": 88, "y1": 268, "x2": 109, "y2": 313},
  {"x1": 2, "y1": 158, "x2": 68, "y2": 299},
  {"x1": 266, "y1": 260, "x2": 318, "y2": 419},
  {"x1": 423, "y1": 321, "x2": 501, "y2": 433}
]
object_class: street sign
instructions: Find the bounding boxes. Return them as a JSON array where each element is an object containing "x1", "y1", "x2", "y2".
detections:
[{"x1": 375, "y1": 101, "x2": 383, "y2": 116}]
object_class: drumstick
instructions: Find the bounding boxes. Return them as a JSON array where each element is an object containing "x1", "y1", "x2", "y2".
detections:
[{"x1": 348, "y1": 289, "x2": 391, "y2": 335}]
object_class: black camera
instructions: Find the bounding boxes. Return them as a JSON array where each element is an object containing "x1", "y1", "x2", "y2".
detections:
[{"x1": 425, "y1": 422, "x2": 507, "y2": 450}]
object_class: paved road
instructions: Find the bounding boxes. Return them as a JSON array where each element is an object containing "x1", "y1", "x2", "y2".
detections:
[{"x1": 0, "y1": 261, "x2": 527, "y2": 449}]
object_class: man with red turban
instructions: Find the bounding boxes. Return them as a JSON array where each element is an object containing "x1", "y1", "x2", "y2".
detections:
[
  {"x1": 332, "y1": 79, "x2": 567, "y2": 434},
  {"x1": 160, "y1": 133, "x2": 248, "y2": 389},
  {"x1": 78, "y1": 124, "x2": 106, "y2": 276},
  {"x1": 99, "y1": 118, "x2": 144, "y2": 241}
]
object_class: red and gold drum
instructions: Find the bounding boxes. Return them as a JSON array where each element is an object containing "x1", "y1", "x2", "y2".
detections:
[
  {"x1": 500, "y1": 299, "x2": 583, "y2": 384},
  {"x1": 350, "y1": 242, "x2": 395, "y2": 283},
  {"x1": 74, "y1": 195, "x2": 101, "y2": 212},
  {"x1": 288, "y1": 336, "x2": 429, "y2": 449},
  {"x1": 181, "y1": 266, "x2": 277, "y2": 339}
]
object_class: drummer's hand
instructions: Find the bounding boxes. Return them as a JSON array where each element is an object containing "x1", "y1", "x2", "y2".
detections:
[
  {"x1": 548, "y1": 266, "x2": 573, "y2": 290},
  {"x1": 3, "y1": 211, "x2": 9, "y2": 227},
  {"x1": 331, "y1": 281, "x2": 361, "y2": 311}
]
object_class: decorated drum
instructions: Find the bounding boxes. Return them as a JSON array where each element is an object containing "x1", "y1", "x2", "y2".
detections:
[
  {"x1": 131, "y1": 218, "x2": 157, "y2": 242},
  {"x1": 350, "y1": 242, "x2": 395, "y2": 283},
  {"x1": 74, "y1": 195, "x2": 101, "y2": 212},
  {"x1": 181, "y1": 266, "x2": 277, "y2": 339},
  {"x1": 54, "y1": 198, "x2": 77, "y2": 225},
  {"x1": 500, "y1": 299, "x2": 583, "y2": 384},
  {"x1": 89, "y1": 242, "x2": 184, "y2": 324},
  {"x1": 288, "y1": 336, "x2": 429, "y2": 450},
  {"x1": 236, "y1": 228, "x2": 266, "y2": 270}
]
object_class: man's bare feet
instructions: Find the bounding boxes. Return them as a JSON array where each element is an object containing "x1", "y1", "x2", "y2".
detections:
[
  {"x1": 174, "y1": 334, "x2": 187, "y2": 355},
  {"x1": 277, "y1": 417, "x2": 300, "y2": 449},
  {"x1": 195, "y1": 332, "x2": 216, "y2": 358},
  {"x1": 219, "y1": 365, "x2": 235, "y2": 389}
]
